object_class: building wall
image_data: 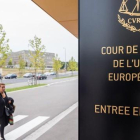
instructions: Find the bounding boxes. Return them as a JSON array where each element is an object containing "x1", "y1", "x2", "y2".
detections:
[{"x1": 6, "y1": 50, "x2": 55, "y2": 68}]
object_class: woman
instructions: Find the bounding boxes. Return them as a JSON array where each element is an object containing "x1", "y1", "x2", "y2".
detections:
[{"x1": 0, "y1": 83, "x2": 10, "y2": 140}]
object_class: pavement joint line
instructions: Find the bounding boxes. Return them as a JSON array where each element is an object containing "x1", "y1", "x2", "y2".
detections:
[
  {"x1": 5, "y1": 116, "x2": 50, "y2": 140},
  {"x1": 10, "y1": 115, "x2": 29, "y2": 125},
  {"x1": 23, "y1": 102, "x2": 78, "y2": 140},
  {"x1": 7, "y1": 78, "x2": 78, "y2": 93},
  {"x1": 48, "y1": 78, "x2": 77, "y2": 86}
]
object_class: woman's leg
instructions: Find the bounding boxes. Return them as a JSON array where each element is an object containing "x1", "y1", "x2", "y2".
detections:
[
  {"x1": 0, "y1": 111, "x2": 8, "y2": 139},
  {"x1": 0, "y1": 124, "x2": 5, "y2": 139},
  {"x1": 0, "y1": 116, "x2": 6, "y2": 139}
]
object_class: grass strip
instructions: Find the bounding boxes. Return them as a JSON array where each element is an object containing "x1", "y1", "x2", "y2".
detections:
[
  {"x1": 53, "y1": 75, "x2": 78, "y2": 79},
  {"x1": 7, "y1": 84, "x2": 47, "y2": 92}
]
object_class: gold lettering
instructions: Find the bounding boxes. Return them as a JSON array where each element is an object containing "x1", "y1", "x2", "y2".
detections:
[
  {"x1": 101, "y1": 47, "x2": 106, "y2": 55},
  {"x1": 127, "y1": 60, "x2": 132, "y2": 68},
  {"x1": 133, "y1": 45, "x2": 138, "y2": 53},
  {"x1": 95, "y1": 105, "x2": 100, "y2": 113},
  {"x1": 137, "y1": 18, "x2": 140, "y2": 23},
  {"x1": 133, "y1": 107, "x2": 139, "y2": 116},
  {"x1": 126, "y1": 46, "x2": 132, "y2": 54},
  {"x1": 118, "y1": 106, "x2": 124, "y2": 115},
  {"x1": 108, "y1": 73, "x2": 113, "y2": 81},
  {"x1": 112, "y1": 106, "x2": 118, "y2": 114},
  {"x1": 128, "y1": 18, "x2": 132, "y2": 24},
  {"x1": 94, "y1": 105, "x2": 131, "y2": 116},
  {"x1": 101, "y1": 105, "x2": 106, "y2": 113},
  {"x1": 125, "y1": 107, "x2": 130, "y2": 116},
  {"x1": 120, "y1": 73, "x2": 125, "y2": 81},
  {"x1": 132, "y1": 73, "x2": 137, "y2": 81},
  {"x1": 113, "y1": 60, "x2": 118, "y2": 68},
  {"x1": 126, "y1": 73, "x2": 131, "y2": 81},
  {"x1": 120, "y1": 60, "x2": 124, "y2": 68},
  {"x1": 107, "y1": 105, "x2": 111, "y2": 114},
  {"x1": 138, "y1": 73, "x2": 140, "y2": 81},
  {"x1": 101, "y1": 46, "x2": 124, "y2": 55},
  {"x1": 119, "y1": 46, "x2": 124, "y2": 54}
]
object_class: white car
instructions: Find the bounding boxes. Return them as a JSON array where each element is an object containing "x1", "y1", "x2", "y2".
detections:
[
  {"x1": 44, "y1": 72, "x2": 51, "y2": 76},
  {"x1": 50, "y1": 72, "x2": 56, "y2": 75},
  {"x1": 23, "y1": 73, "x2": 33, "y2": 78}
]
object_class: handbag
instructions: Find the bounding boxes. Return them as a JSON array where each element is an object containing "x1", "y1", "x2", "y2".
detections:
[
  {"x1": 5, "y1": 106, "x2": 10, "y2": 116},
  {"x1": 1, "y1": 96, "x2": 10, "y2": 116},
  {"x1": 9, "y1": 114, "x2": 14, "y2": 125}
]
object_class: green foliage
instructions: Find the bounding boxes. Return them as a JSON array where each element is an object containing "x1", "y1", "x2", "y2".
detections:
[
  {"x1": 6, "y1": 84, "x2": 47, "y2": 92},
  {"x1": 53, "y1": 54, "x2": 62, "y2": 76},
  {"x1": 25, "y1": 61, "x2": 28, "y2": 67},
  {"x1": 29, "y1": 63, "x2": 32, "y2": 67},
  {"x1": 0, "y1": 24, "x2": 11, "y2": 67},
  {"x1": 8, "y1": 58, "x2": 13, "y2": 65},
  {"x1": 54, "y1": 75, "x2": 78, "y2": 79},
  {"x1": 67, "y1": 57, "x2": 78, "y2": 75},
  {"x1": 61, "y1": 62, "x2": 68, "y2": 69},
  {"x1": 40, "y1": 58, "x2": 46, "y2": 73},
  {"x1": 28, "y1": 36, "x2": 46, "y2": 84},
  {"x1": 28, "y1": 36, "x2": 46, "y2": 70},
  {"x1": 19, "y1": 55, "x2": 25, "y2": 71}
]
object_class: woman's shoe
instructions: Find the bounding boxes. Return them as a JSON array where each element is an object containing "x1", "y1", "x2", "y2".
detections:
[{"x1": 1, "y1": 137, "x2": 5, "y2": 140}]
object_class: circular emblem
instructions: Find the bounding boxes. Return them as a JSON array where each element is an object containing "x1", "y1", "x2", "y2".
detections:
[{"x1": 118, "y1": 0, "x2": 140, "y2": 32}]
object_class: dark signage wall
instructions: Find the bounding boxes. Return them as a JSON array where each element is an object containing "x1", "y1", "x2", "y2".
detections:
[{"x1": 79, "y1": 0, "x2": 140, "y2": 140}]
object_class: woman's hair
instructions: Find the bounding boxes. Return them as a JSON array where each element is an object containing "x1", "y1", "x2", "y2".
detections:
[{"x1": 0, "y1": 83, "x2": 5, "y2": 87}]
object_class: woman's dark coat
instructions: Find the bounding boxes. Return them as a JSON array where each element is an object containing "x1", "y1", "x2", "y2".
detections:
[
  {"x1": 0, "y1": 92, "x2": 9, "y2": 126},
  {"x1": 0, "y1": 93, "x2": 8, "y2": 117}
]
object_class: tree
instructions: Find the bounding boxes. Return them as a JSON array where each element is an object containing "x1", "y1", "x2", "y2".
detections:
[
  {"x1": 53, "y1": 54, "x2": 62, "y2": 77},
  {"x1": 25, "y1": 61, "x2": 28, "y2": 67},
  {"x1": 61, "y1": 62, "x2": 68, "y2": 70},
  {"x1": 29, "y1": 63, "x2": 32, "y2": 67},
  {"x1": 0, "y1": 24, "x2": 11, "y2": 67},
  {"x1": 18, "y1": 55, "x2": 25, "y2": 77},
  {"x1": 8, "y1": 58, "x2": 13, "y2": 66},
  {"x1": 67, "y1": 57, "x2": 78, "y2": 76},
  {"x1": 40, "y1": 58, "x2": 46, "y2": 74},
  {"x1": 28, "y1": 36, "x2": 46, "y2": 85}
]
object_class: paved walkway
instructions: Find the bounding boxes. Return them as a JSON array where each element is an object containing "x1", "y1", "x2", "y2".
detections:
[{"x1": 37, "y1": 107, "x2": 78, "y2": 140}]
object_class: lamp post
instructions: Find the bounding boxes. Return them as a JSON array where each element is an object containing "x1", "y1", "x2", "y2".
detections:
[{"x1": 63, "y1": 47, "x2": 66, "y2": 72}]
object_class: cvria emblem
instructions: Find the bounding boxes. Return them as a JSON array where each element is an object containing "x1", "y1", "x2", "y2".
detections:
[{"x1": 118, "y1": 0, "x2": 140, "y2": 32}]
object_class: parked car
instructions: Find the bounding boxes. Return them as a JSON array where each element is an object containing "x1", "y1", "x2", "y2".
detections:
[
  {"x1": 50, "y1": 72, "x2": 56, "y2": 75},
  {"x1": 44, "y1": 72, "x2": 51, "y2": 76},
  {"x1": 5, "y1": 74, "x2": 17, "y2": 79},
  {"x1": 23, "y1": 73, "x2": 33, "y2": 78},
  {"x1": 32, "y1": 73, "x2": 41, "y2": 77},
  {"x1": 36, "y1": 74, "x2": 47, "y2": 80}
]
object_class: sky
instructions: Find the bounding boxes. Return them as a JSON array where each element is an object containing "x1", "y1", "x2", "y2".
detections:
[{"x1": 0, "y1": 0, "x2": 78, "y2": 62}]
